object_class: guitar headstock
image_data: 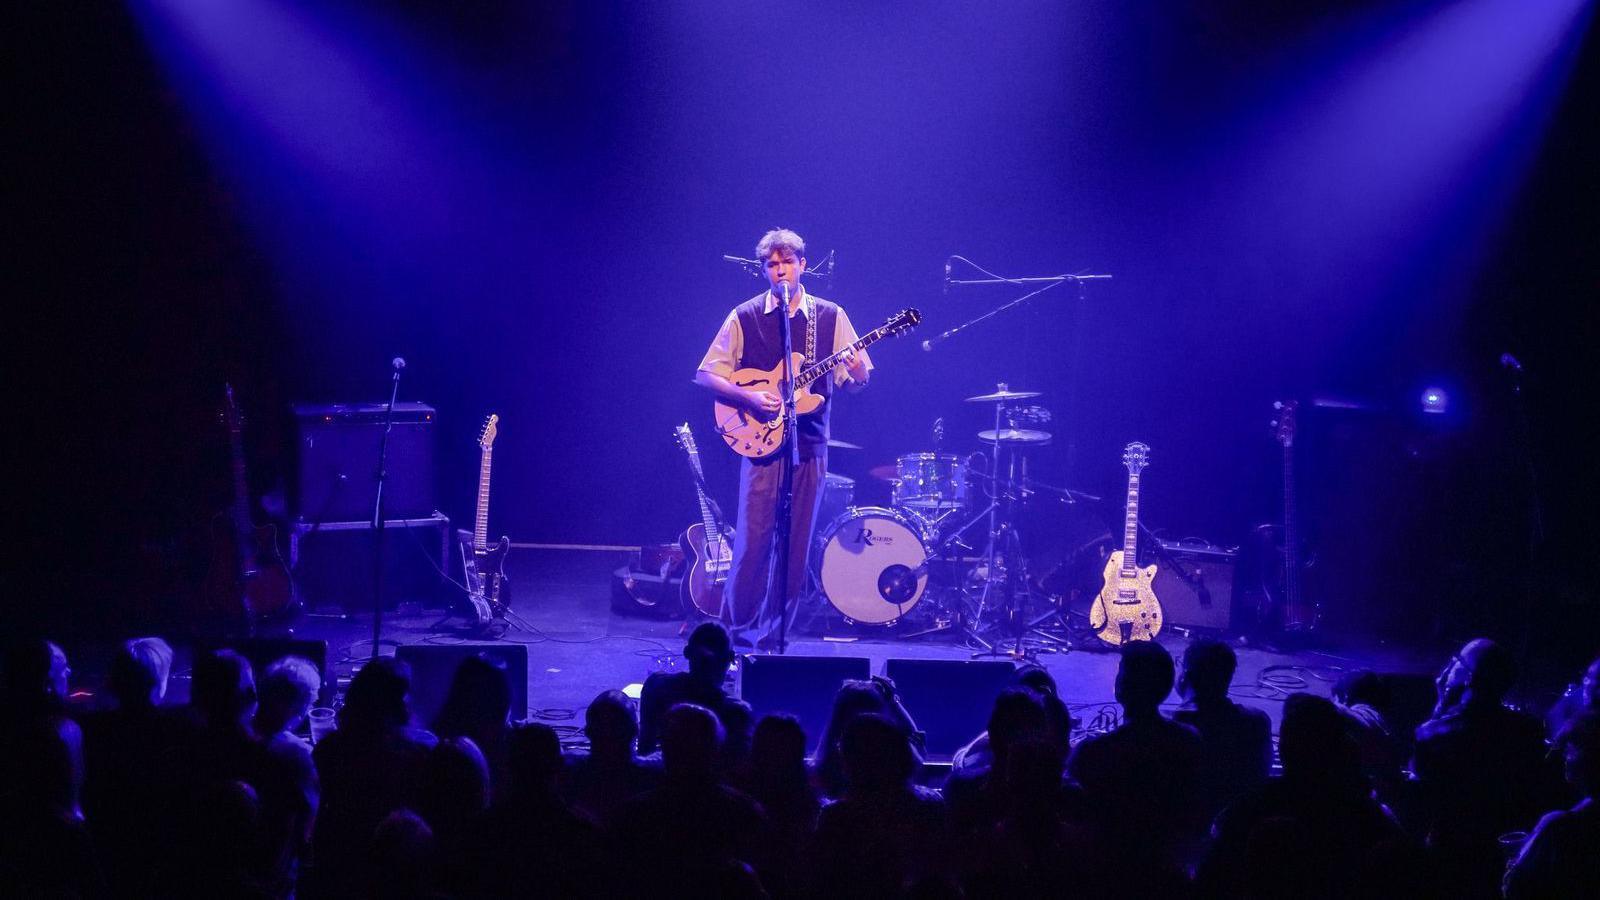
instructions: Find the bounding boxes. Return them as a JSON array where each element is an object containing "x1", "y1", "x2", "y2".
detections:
[
  {"x1": 479, "y1": 414, "x2": 500, "y2": 450},
  {"x1": 221, "y1": 383, "x2": 244, "y2": 431},
  {"x1": 1272, "y1": 401, "x2": 1298, "y2": 448},
  {"x1": 1122, "y1": 441, "x2": 1152, "y2": 475},
  {"x1": 675, "y1": 422, "x2": 699, "y2": 455},
  {"x1": 886, "y1": 308, "x2": 923, "y2": 335}
]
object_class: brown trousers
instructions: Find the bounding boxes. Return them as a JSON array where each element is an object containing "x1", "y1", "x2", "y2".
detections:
[{"x1": 724, "y1": 452, "x2": 826, "y2": 636}]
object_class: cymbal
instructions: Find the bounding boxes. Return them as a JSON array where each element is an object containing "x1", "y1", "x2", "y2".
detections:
[
  {"x1": 978, "y1": 428, "x2": 1052, "y2": 445},
  {"x1": 965, "y1": 388, "x2": 1042, "y2": 403},
  {"x1": 868, "y1": 464, "x2": 899, "y2": 482},
  {"x1": 826, "y1": 437, "x2": 863, "y2": 450}
]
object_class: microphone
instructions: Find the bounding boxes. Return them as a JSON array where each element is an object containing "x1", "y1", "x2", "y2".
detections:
[
  {"x1": 392, "y1": 357, "x2": 407, "y2": 371},
  {"x1": 1500, "y1": 352, "x2": 1522, "y2": 372}
]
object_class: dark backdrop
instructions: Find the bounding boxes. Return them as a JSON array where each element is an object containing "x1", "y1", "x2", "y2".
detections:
[{"x1": 12, "y1": 1, "x2": 1598, "y2": 652}]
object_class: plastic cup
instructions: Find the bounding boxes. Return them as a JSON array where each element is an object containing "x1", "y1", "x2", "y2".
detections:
[{"x1": 308, "y1": 707, "x2": 337, "y2": 744}]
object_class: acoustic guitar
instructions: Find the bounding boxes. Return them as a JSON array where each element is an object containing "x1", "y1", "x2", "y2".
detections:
[
  {"x1": 1089, "y1": 441, "x2": 1164, "y2": 646},
  {"x1": 674, "y1": 423, "x2": 735, "y2": 618},
  {"x1": 713, "y1": 307, "x2": 921, "y2": 458},
  {"x1": 459, "y1": 414, "x2": 510, "y2": 627},
  {"x1": 201, "y1": 384, "x2": 297, "y2": 624}
]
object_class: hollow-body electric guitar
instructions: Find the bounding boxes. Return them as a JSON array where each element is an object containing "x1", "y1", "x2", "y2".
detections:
[
  {"x1": 459, "y1": 415, "x2": 509, "y2": 627},
  {"x1": 1089, "y1": 442, "x2": 1164, "y2": 646},
  {"x1": 674, "y1": 423, "x2": 736, "y2": 618},
  {"x1": 713, "y1": 308, "x2": 921, "y2": 458},
  {"x1": 201, "y1": 384, "x2": 297, "y2": 624}
]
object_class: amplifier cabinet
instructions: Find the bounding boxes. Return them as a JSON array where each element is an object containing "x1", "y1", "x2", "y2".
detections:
[
  {"x1": 294, "y1": 402, "x2": 436, "y2": 522},
  {"x1": 1152, "y1": 540, "x2": 1238, "y2": 633},
  {"x1": 289, "y1": 513, "x2": 451, "y2": 612}
]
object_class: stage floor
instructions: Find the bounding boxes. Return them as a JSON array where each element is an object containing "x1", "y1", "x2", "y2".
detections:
[{"x1": 277, "y1": 548, "x2": 1441, "y2": 755}]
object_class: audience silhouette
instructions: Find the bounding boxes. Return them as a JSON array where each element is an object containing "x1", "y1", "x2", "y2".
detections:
[
  {"x1": 637, "y1": 623, "x2": 741, "y2": 756},
  {"x1": 15, "y1": 629, "x2": 1599, "y2": 899},
  {"x1": 1174, "y1": 638, "x2": 1273, "y2": 823},
  {"x1": 1068, "y1": 639, "x2": 1203, "y2": 884}
]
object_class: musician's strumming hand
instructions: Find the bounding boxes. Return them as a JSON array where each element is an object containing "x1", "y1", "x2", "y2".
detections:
[{"x1": 745, "y1": 389, "x2": 782, "y2": 417}]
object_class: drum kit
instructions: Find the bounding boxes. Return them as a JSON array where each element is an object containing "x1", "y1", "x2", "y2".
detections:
[{"x1": 810, "y1": 383, "x2": 1075, "y2": 655}]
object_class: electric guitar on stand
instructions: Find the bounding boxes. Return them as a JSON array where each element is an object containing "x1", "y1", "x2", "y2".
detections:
[
  {"x1": 674, "y1": 423, "x2": 736, "y2": 618},
  {"x1": 1265, "y1": 400, "x2": 1318, "y2": 633},
  {"x1": 459, "y1": 415, "x2": 510, "y2": 628},
  {"x1": 201, "y1": 384, "x2": 297, "y2": 626},
  {"x1": 1089, "y1": 442, "x2": 1164, "y2": 646},
  {"x1": 713, "y1": 307, "x2": 921, "y2": 458}
]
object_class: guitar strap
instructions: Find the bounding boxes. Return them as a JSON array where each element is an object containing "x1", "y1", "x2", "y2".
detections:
[{"x1": 803, "y1": 294, "x2": 816, "y2": 367}]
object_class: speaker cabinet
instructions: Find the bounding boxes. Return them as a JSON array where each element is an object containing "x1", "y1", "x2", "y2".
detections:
[
  {"x1": 394, "y1": 644, "x2": 529, "y2": 727},
  {"x1": 739, "y1": 655, "x2": 872, "y2": 747},
  {"x1": 884, "y1": 658, "x2": 1018, "y2": 758},
  {"x1": 289, "y1": 514, "x2": 451, "y2": 611},
  {"x1": 294, "y1": 402, "x2": 436, "y2": 522},
  {"x1": 1152, "y1": 541, "x2": 1238, "y2": 633}
]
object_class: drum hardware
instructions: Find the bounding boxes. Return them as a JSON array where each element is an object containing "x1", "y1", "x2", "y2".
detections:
[{"x1": 961, "y1": 384, "x2": 1058, "y2": 658}]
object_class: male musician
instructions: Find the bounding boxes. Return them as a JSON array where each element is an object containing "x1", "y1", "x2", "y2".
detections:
[{"x1": 695, "y1": 228, "x2": 872, "y2": 645}]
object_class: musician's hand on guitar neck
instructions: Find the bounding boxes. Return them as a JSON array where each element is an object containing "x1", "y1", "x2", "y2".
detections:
[{"x1": 744, "y1": 389, "x2": 781, "y2": 417}]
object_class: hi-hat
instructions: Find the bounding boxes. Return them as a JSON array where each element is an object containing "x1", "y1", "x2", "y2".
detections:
[
  {"x1": 978, "y1": 428, "x2": 1052, "y2": 445},
  {"x1": 965, "y1": 388, "x2": 1042, "y2": 403},
  {"x1": 826, "y1": 437, "x2": 863, "y2": 450}
]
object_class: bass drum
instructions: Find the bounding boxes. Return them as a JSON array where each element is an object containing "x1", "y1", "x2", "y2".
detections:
[{"x1": 816, "y1": 506, "x2": 933, "y2": 625}]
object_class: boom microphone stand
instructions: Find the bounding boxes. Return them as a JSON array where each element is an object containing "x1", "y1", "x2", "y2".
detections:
[
  {"x1": 772, "y1": 281, "x2": 800, "y2": 655},
  {"x1": 369, "y1": 356, "x2": 405, "y2": 660}
]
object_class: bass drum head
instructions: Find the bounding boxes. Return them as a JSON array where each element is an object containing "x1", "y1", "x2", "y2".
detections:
[{"x1": 817, "y1": 506, "x2": 930, "y2": 625}]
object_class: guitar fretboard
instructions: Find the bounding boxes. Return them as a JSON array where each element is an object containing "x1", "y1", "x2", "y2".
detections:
[
  {"x1": 1121, "y1": 470, "x2": 1141, "y2": 578},
  {"x1": 793, "y1": 321, "x2": 896, "y2": 390},
  {"x1": 474, "y1": 446, "x2": 492, "y2": 552}
]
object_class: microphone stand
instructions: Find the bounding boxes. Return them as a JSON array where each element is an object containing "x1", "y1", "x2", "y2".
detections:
[
  {"x1": 925, "y1": 272, "x2": 1111, "y2": 351},
  {"x1": 772, "y1": 282, "x2": 800, "y2": 655},
  {"x1": 369, "y1": 358, "x2": 404, "y2": 660}
]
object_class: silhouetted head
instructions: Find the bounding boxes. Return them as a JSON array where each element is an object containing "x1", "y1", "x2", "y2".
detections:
[
  {"x1": 1333, "y1": 668, "x2": 1390, "y2": 709},
  {"x1": 1554, "y1": 712, "x2": 1600, "y2": 797},
  {"x1": 1580, "y1": 655, "x2": 1600, "y2": 712},
  {"x1": 988, "y1": 687, "x2": 1049, "y2": 762},
  {"x1": 1014, "y1": 666, "x2": 1074, "y2": 758},
  {"x1": 368, "y1": 809, "x2": 435, "y2": 897},
  {"x1": 422, "y1": 736, "x2": 491, "y2": 830},
  {"x1": 340, "y1": 657, "x2": 413, "y2": 732},
  {"x1": 2, "y1": 639, "x2": 70, "y2": 713},
  {"x1": 509, "y1": 722, "x2": 564, "y2": 798},
  {"x1": 1115, "y1": 640, "x2": 1175, "y2": 715},
  {"x1": 193, "y1": 649, "x2": 256, "y2": 730},
  {"x1": 818, "y1": 679, "x2": 892, "y2": 764},
  {"x1": 257, "y1": 655, "x2": 321, "y2": 735},
  {"x1": 685, "y1": 623, "x2": 735, "y2": 684},
  {"x1": 109, "y1": 637, "x2": 173, "y2": 709},
  {"x1": 661, "y1": 702, "x2": 724, "y2": 782},
  {"x1": 432, "y1": 652, "x2": 512, "y2": 739},
  {"x1": 1438, "y1": 637, "x2": 1516, "y2": 709},
  {"x1": 1179, "y1": 638, "x2": 1236, "y2": 704},
  {"x1": 1279, "y1": 693, "x2": 1360, "y2": 787},
  {"x1": 584, "y1": 689, "x2": 638, "y2": 757},
  {"x1": 1016, "y1": 665, "x2": 1057, "y2": 696},
  {"x1": 841, "y1": 713, "x2": 916, "y2": 793},
  {"x1": 751, "y1": 713, "x2": 808, "y2": 782}
]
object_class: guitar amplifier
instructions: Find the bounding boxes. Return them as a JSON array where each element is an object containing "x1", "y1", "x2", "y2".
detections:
[
  {"x1": 289, "y1": 513, "x2": 451, "y2": 611},
  {"x1": 1152, "y1": 540, "x2": 1238, "y2": 633},
  {"x1": 294, "y1": 402, "x2": 436, "y2": 522}
]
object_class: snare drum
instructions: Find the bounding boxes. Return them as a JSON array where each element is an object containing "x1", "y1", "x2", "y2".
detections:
[
  {"x1": 816, "y1": 506, "x2": 934, "y2": 625},
  {"x1": 891, "y1": 453, "x2": 969, "y2": 510}
]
